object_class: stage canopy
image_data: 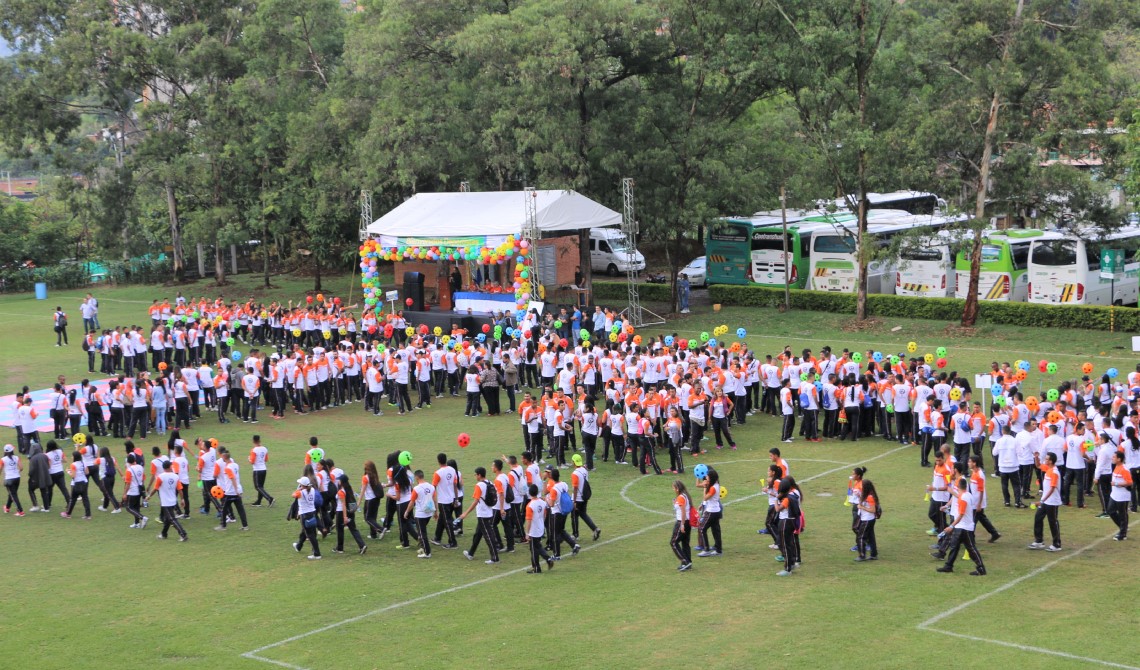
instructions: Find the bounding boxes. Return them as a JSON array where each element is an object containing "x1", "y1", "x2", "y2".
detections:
[{"x1": 366, "y1": 190, "x2": 621, "y2": 247}]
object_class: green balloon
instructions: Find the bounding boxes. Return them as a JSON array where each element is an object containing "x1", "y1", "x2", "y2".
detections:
[
  {"x1": 687, "y1": 339, "x2": 698, "y2": 350},
  {"x1": 886, "y1": 404, "x2": 895, "y2": 414},
  {"x1": 580, "y1": 329, "x2": 590, "y2": 339},
  {"x1": 1047, "y1": 389, "x2": 1059, "y2": 402},
  {"x1": 852, "y1": 352, "x2": 863, "y2": 363},
  {"x1": 226, "y1": 337, "x2": 235, "y2": 346},
  {"x1": 700, "y1": 331, "x2": 710, "y2": 342},
  {"x1": 398, "y1": 451, "x2": 412, "y2": 466},
  {"x1": 936, "y1": 346, "x2": 948, "y2": 358},
  {"x1": 554, "y1": 320, "x2": 562, "y2": 328},
  {"x1": 890, "y1": 355, "x2": 900, "y2": 366}
]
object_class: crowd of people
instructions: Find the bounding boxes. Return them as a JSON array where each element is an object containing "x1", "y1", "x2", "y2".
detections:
[{"x1": 8, "y1": 290, "x2": 1136, "y2": 578}]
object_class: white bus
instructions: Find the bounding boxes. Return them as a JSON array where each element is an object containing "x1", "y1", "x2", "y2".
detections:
[
  {"x1": 1027, "y1": 226, "x2": 1140, "y2": 306},
  {"x1": 808, "y1": 212, "x2": 962, "y2": 294},
  {"x1": 954, "y1": 229, "x2": 1063, "y2": 302},
  {"x1": 827, "y1": 191, "x2": 948, "y2": 216},
  {"x1": 895, "y1": 229, "x2": 961, "y2": 298}
]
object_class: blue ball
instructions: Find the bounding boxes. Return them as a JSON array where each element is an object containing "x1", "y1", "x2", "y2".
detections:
[
  {"x1": 814, "y1": 381, "x2": 823, "y2": 392},
  {"x1": 990, "y1": 383, "x2": 1002, "y2": 396},
  {"x1": 1107, "y1": 367, "x2": 1119, "y2": 378},
  {"x1": 707, "y1": 338, "x2": 717, "y2": 348},
  {"x1": 231, "y1": 351, "x2": 242, "y2": 362},
  {"x1": 693, "y1": 464, "x2": 709, "y2": 479},
  {"x1": 664, "y1": 335, "x2": 675, "y2": 346},
  {"x1": 476, "y1": 333, "x2": 486, "y2": 343},
  {"x1": 736, "y1": 327, "x2": 747, "y2": 338},
  {"x1": 872, "y1": 351, "x2": 883, "y2": 363},
  {"x1": 1018, "y1": 360, "x2": 1031, "y2": 371}
]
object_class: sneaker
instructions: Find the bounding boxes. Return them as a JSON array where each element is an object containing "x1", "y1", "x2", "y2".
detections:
[
  {"x1": 935, "y1": 566, "x2": 953, "y2": 573},
  {"x1": 430, "y1": 538, "x2": 442, "y2": 546},
  {"x1": 989, "y1": 533, "x2": 1001, "y2": 543},
  {"x1": 1026, "y1": 542, "x2": 1045, "y2": 550},
  {"x1": 360, "y1": 545, "x2": 368, "y2": 556},
  {"x1": 774, "y1": 555, "x2": 784, "y2": 562},
  {"x1": 697, "y1": 550, "x2": 713, "y2": 557},
  {"x1": 850, "y1": 545, "x2": 858, "y2": 552},
  {"x1": 1113, "y1": 535, "x2": 1126, "y2": 541},
  {"x1": 463, "y1": 550, "x2": 473, "y2": 561},
  {"x1": 854, "y1": 556, "x2": 869, "y2": 562},
  {"x1": 97, "y1": 506, "x2": 106, "y2": 512},
  {"x1": 293, "y1": 542, "x2": 302, "y2": 553},
  {"x1": 593, "y1": 528, "x2": 601, "y2": 541},
  {"x1": 776, "y1": 570, "x2": 791, "y2": 576},
  {"x1": 214, "y1": 526, "x2": 227, "y2": 531},
  {"x1": 969, "y1": 570, "x2": 986, "y2": 576},
  {"x1": 60, "y1": 512, "x2": 71, "y2": 518},
  {"x1": 546, "y1": 557, "x2": 555, "y2": 569},
  {"x1": 758, "y1": 529, "x2": 770, "y2": 535},
  {"x1": 930, "y1": 552, "x2": 946, "y2": 560},
  {"x1": 307, "y1": 555, "x2": 322, "y2": 560},
  {"x1": 1095, "y1": 513, "x2": 1110, "y2": 519},
  {"x1": 331, "y1": 548, "x2": 345, "y2": 554},
  {"x1": 29, "y1": 506, "x2": 40, "y2": 512},
  {"x1": 129, "y1": 523, "x2": 138, "y2": 528},
  {"x1": 1045, "y1": 545, "x2": 1062, "y2": 552},
  {"x1": 769, "y1": 544, "x2": 780, "y2": 550},
  {"x1": 140, "y1": 516, "x2": 148, "y2": 529},
  {"x1": 111, "y1": 508, "x2": 122, "y2": 514},
  {"x1": 679, "y1": 562, "x2": 693, "y2": 571},
  {"x1": 485, "y1": 559, "x2": 498, "y2": 564},
  {"x1": 707, "y1": 551, "x2": 722, "y2": 556},
  {"x1": 179, "y1": 535, "x2": 188, "y2": 541},
  {"x1": 526, "y1": 567, "x2": 540, "y2": 574}
]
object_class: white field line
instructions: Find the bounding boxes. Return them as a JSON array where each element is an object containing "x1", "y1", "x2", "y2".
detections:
[
  {"x1": 242, "y1": 445, "x2": 911, "y2": 669},
  {"x1": 917, "y1": 520, "x2": 1138, "y2": 670}
]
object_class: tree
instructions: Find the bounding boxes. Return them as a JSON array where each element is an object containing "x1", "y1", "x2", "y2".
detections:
[{"x1": 900, "y1": 0, "x2": 1126, "y2": 325}]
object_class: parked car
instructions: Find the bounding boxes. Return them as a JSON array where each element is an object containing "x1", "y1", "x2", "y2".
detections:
[{"x1": 678, "y1": 256, "x2": 707, "y2": 287}]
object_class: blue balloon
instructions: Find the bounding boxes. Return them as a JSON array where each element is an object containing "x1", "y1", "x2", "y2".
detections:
[
  {"x1": 736, "y1": 327, "x2": 747, "y2": 338},
  {"x1": 693, "y1": 464, "x2": 709, "y2": 479},
  {"x1": 872, "y1": 351, "x2": 883, "y2": 363},
  {"x1": 990, "y1": 383, "x2": 1002, "y2": 396},
  {"x1": 1107, "y1": 367, "x2": 1119, "y2": 378},
  {"x1": 664, "y1": 335, "x2": 675, "y2": 347},
  {"x1": 814, "y1": 381, "x2": 823, "y2": 392},
  {"x1": 707, "y1": 338, "x2": 717, "y2": 348},
  {"x1": 1018, "y1": 360, "x2": 1031, "y2": 371},
  {"x1": 231, "y1": 351, "x2": 243, "y2": 362},
  {"x1": 476, "y1": 333, "x2": 486, "y2": 343}
]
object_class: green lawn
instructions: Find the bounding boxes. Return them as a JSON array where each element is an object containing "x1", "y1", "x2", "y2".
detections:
[{"x1": 1, "y1": 276, "x2": 1136, "y2": 670}]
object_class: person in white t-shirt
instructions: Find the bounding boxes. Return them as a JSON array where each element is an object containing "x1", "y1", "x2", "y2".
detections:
[
  {"x1": 248, "y1": 435, "x2": 274, "y2": 507},
  {"x1": 146, "y1": 459, "x2": 187, "y2": 541}
]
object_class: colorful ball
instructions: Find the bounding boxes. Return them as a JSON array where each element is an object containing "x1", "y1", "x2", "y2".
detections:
[
  {"x1": 906, "y1": 341, "x2": 917, "y2": 353},
  {"x1": 292, "y1": 328, "x2": 302, "y2": 337},
  {"x1": 1082, "y1": 362, "x2": 1094, "y2": 375},
  {"x1": 457, "y1": 433, "x2": 470, "y2": 448},
  {"x1": 405, "y1": 298, "x2": 413, "y2": 306},
  {"x1": 852, "y1": 352, "x2": 863, "y2": 363},
  {"x1": 736, "y1": 327, "x2": 747, "y2": 338},
  {"x1": 935, "y1": 346, "x2": 947, "y2": 358},
  {"x1": 1107, "y1": 367, "x2": 1119, "y2": 379},
  {"x1": 872, "y1": 351, "x2": 882, "y2": 363},
  {"x1": 398, "y1": 451, "x2": 412, "y2": 466},
  {"x1": 226, "y1": 337, "x2": 235, "y2": 347},
  {"x1": 924, "y1": 353, "x2": 934, "y2": 364},
  {"x1": 1046, "y1": 389, "x2": 1060, "y2": 402},
  {"x1": 158, "y1": 362, "x2": 168, "y2": 371},
  {"x1": 693, "y1": 464, "x2": 709, "y2": 479},
  {"x1": 936, "y1": 357, "x2": 947, "y2": 369},
  {"x1": 72, "y1": 433, "x2": 86, "y2": 445},
  {"x1": 231, "y1": 351, "x2": 242, "y2": 361},
  {"x1": 308, "y1": 447, "x2": 324, "y2": 463},
  {"x1": 700, "y1": 331, "x2": 710, "y2": 342},
  {"x1": 211, "y1": 486, "x2": 225, "y2": 499},
  {"x1": 1046, "y1": 362, "x2": 1058, "y2": 375},
  {"x1": 719, "y1": 486, "x2": 728, "y2": 499},
  {"x1": 949, "y1": 388, "x2": 962, "y2": 401}
]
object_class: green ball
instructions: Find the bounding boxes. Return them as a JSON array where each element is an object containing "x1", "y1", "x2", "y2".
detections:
[
  {"x1": 1047, "y1": 389, "x2": 1059, "y2": 402},
  {"x1": 398, "y1": 451, "x2": 413, "y2": 466},
  {"x1": 687, "y1": 339, "x2": 697, "y2": 350},
  {"x1": 308, "y1": 447, "x2": 324, "y2": 463},
  {"x1": 799, "y1": 372, "x2": 808, "y2": 381},
  {"x1": 886, "y1": 404, "x2": 895, "y2": 414},
  {"x1": 226, "y1": 337, "x2": 235, "y2": 346},
  {"x1": 890, "y1": 355, "x2": 900, "y2": 366},
  {"x1": 700, "y1": 331, "x2": 710, "y2": 342},
  {"x1": 852, "y1": 352, "x2": 863, "y2": 363},
  {"x1": 936, "y1": 346, "x2": 948, "y2": 358},
  {"x1": 580, "y1": 329, "x2": 590, "y2": 339},
  {"x1": 553, "y1": 320, "x2": 562, "y2": 328}
]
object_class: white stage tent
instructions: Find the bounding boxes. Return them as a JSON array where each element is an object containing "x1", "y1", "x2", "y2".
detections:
[{"x1": 366, "y1": 190, "x2": 621, "y2": 247}]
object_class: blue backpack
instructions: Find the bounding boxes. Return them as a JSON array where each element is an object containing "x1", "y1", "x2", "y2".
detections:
[
  {"x1": 313, "y1": 489, "x2": 324, "y2": 508},
  {"x1": 799, "y1": 390, "x2": 811, "y2": 407},
  {"x1": 558, "y1": 489, "x2": 574, "y2": 514}
]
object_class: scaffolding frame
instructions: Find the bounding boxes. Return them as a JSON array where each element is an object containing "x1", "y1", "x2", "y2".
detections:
[{"x1": 621, "y1": 177, "x2": 664, "y2": 328}]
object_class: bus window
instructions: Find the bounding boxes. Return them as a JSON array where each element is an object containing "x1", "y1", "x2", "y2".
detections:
[
  {"x1": 1010, "y1": 244, "x2": 1029, "y2": 271},
  {"x1": 900, "y1": 248, "x2": 944, "y2": 262},
  {"x1": 1030, "y1": 240, "x2": 1077, "y2": 266},
  {"x1": 980, "y1": 245, "x2": 1002, "y2": 263},
  {"x1": 751, "y1": 233, "x2": 793, "y2": 252},
  {"x1": 814, "y1": 235, "x2": 856, "y2": 254},
  {"x1": 1086, "y1": 244, "x2": 1100, "y2": 271}
]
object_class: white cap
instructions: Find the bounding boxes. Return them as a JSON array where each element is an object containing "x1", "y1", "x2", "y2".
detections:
[
  {"x1": 3, "y1": 444, "x2": 12, "y2": 454},
  {"x1": 297, "y1": 476, "x2": 311, "y2": 486}
]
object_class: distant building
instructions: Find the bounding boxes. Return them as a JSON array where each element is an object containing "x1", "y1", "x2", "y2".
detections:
[{"x1": 0, "y1": 177, "x2": 39, "y2": 201}]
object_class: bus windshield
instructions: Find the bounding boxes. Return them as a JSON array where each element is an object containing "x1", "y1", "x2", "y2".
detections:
[
  {"x1": 814, "y1": 235, "x2": 856, "y2": 254},
  {"x1": 1030, "y1": 240, "x2": 1078, "y2": 267}
]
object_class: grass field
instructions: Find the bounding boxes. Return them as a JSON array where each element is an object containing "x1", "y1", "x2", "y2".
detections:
[{"x1": 1, "y1": 275, "x2": 1137, "y2": 670}]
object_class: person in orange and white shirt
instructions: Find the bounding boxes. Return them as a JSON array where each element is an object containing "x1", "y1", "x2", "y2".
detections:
[
  {"x1": 456, "y1": 467, "x2": 500, "y2": 564},
  {"x1": 61, "y1": 449, "x2": 91, "y2": 519},
  {"x1": 241, "y1": 367, "x2": 260, "y2": 424},
  {"x1": 146, "y1": 459, "x2": 187, "y2": 541},
  {"x1": 1028, "y1": 451, "x2": 1063, "y2": 551},
  {"x1": 1109, "y1": 450, "x2": 1133, "y2": 540},
  {"x1": 926, "y1": 451, "x2": 952, "y2": 535},
  {"x1": 934, "y1": 476, "x2": 986, "y2": 576},
  {"x1": 121, "y1": 453, "x2": 149, "y2": 529},
  {"x1": 403, "y1": 469, "x2": 436, "y2": 558},
  {"x1": 249, "y1": 434, "x2": 274, "y2": 507},
  {"x1": 524, "y1": 482, "x2": 554, "y2": 573},
  {"x1": 215, "y1": 449, "x2": 248, "y2": 531},
  {"x1": 334, "y1": 473, "x2": 368, "y2": 555},
  {"x1": 669, "y1": 479, "x2": 695, "y2": 570}
]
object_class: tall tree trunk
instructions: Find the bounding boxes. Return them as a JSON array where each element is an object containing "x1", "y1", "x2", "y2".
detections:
[
  {"x1": 313, "y1": 255, "x2": 322, "y2": 291},
  {"x1": 962, "y1": 0, "x2": 1024, "y2": 327},
  {"x1": 855, "y1": 0, "x2": 870, "y2": 321},
  {"x1": 577, "y1": 228, "x2": 592, "y2": 303},
  {"x1": 214, "y1": 231, "x2": 226, "y2": 285},
  {"x1": 165, "y1": 179, "x2": 185, "y2": 282},
  {"x1": 263, "y1": 219, "x2": 271, "y2": 288}
]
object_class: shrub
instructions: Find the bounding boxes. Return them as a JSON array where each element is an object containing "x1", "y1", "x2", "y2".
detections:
[
  {"x1": 707, "y1": 283, "x2": 1140, "y2": 332},
  {"x1": 592, "y1": 280, "x2": 673, "y2": 303}
]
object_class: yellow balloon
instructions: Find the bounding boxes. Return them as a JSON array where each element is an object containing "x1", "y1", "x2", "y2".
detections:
[
  {"x1": 924, "y1": 353, "x2": 934, "y2": 364},
  {"x1": 907, "y1": 341, "x2": 917, "y2": 353},
  {"x1": 719, "y1": 486, "x2": 728, "y2": 499},
  {"x1": 292, "y1": 328, "x2": 302, "y2": 337},
  {"x1": 405, "y1": 327, "x2": 414, "y2": 336}
]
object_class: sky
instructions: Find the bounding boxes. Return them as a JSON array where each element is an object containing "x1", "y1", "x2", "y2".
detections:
[{"x1": 0, "y1": 39, "x2": 13, "y2": 57}]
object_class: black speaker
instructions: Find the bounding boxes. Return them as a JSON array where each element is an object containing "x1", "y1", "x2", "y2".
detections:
[{"x1": 403, "y1": 271, "x2": 425, "y2": 310}]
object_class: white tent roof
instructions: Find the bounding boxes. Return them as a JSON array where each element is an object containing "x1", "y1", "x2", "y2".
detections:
[{"x1": 366, "y1": 190, "x2": 621, "y2": 238}]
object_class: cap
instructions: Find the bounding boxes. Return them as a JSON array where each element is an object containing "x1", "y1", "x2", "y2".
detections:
[
  {"x1": 297, "y1": 476, "x2": 312, "y2": 486},
  {"x1": 3, "y1": 444, "x2": 13, "y2": 454},
  {"x1": 544, "y1": 465, "x2": 555, "y2": 473}
]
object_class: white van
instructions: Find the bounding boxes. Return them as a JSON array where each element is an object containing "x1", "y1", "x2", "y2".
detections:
[{"x1": 590, "y1": 228, "x2": 646, "y2": 276}]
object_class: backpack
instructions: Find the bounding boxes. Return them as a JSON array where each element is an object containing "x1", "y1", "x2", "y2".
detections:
[
  {"x1": 82, "y1": 338, "x2": 90, "y2": 352},
  {"x1": 313, "y1": 488, "x2": 324, "y2": 508},
  {"x1": 687, "y1": 497, "x2": 699, "y2": 526},
  {"x1": 503, "y1": 478, "x2": 515, "y2": 504},
  {"x1": 799, "y1": 391, "x2": 811, "y2": 407},
  {"x1": 558, "y1": 488, "x2": 574, "y2": 514},
  {"x1": 821, "y1": 390, "x2": 832, "y2": 410},
  {"x1": 59, "y1": 314, "x2": 68, "y2": 327},
  {"x1": 482, "y1": 480, "x2": 497, "y2": 507},
  {"x1": 582, "y1": 478, "x2": 592, "y2": 502},
  {"x1": 96, "y1": 335, "x2": 105, "y2": 350}
]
